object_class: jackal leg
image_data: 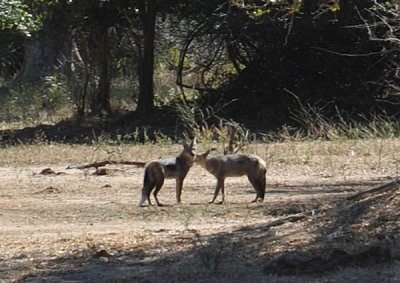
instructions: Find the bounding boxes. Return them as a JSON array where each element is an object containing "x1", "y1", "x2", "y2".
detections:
[
  {"x1": 210, "y1": 178, "x2": 224, "y2": 203},
  {"x1": 153, "y1": 178, "x2": 165, "y2": 206},
  {"x1": 220, "y1": 179, "x2": 226, "y2": 203},
  {"x1": 253, "y1": 170, "x2": 267, "y2": 202},
  {"x1": 248, "y1": 174, "x2": 263, "y2": 203},
  {"x1": 175, "y1": 178, "x2": 183, "y2": 203},
  {"x1": 257, "y1": 174, "x2": 266, "y2": 202}
]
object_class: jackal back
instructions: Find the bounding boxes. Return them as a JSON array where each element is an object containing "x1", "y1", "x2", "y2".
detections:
[{"x1": 198, "y1": 154, "x2": 266, "y2": 178}]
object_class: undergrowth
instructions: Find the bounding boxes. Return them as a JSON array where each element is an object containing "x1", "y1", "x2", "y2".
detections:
[
  {"x1": 174, "y1": 97, "x2": 400, "y2": 145},
  {"x1": 1, "y1": 86, "x2": 400, "y2": 145},
  {"x1": 282, "y1": 98, "x2": 400, "y2": 141}
]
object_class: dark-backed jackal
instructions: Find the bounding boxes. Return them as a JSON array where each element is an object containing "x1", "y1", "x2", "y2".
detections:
[
  {"x1": 196, "y1": 150, "x2": 266, "y2": 203},
  {"x1": 137, "y1": 139, "x2": 197, "y2": 207}
]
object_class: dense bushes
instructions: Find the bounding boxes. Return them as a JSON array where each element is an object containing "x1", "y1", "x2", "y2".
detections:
[{"x1": 1, "y1": 0, "x2": 399, "y2": 132}]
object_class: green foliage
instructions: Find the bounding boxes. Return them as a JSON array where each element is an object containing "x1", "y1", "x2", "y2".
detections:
[
  {"x1": 0, "y1": 0, "x2": 40, "y2": 36},
  {"x1": 211, "y1": 0, "x2": 391, "y2": 128},
  {"x1": 4, "y1": 75, "x2": 72, "y2": 123},
  {"x1": 1, "y1": 0, "x2": 399, "y2": 134},
  {"x1": 168, "y1": 46, "x2": 191, "y2": 68}
]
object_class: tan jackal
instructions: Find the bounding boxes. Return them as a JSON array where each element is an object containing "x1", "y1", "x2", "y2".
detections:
[
  {"x1": 137, "y1": 139, "x2": 197, "y2": 207},
  {"x1": 196, "y1": 149, "x2": 266, "y2": 203}
]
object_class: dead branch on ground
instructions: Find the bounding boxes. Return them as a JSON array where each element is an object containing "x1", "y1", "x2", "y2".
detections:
[
  {"x1": 70, "y1": 160, "x2": 146, "y2": 170},
  {"x1": 346, "y1": 179, "x2": 400, "y2": 201}
]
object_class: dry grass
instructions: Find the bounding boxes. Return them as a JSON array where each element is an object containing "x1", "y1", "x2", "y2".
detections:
[
  {"x1": 0, "y1": 143, "x2": 177, "y2": 166},
  {"x1": 1, "y1": 138, "x2": 399, "y2": 171}
]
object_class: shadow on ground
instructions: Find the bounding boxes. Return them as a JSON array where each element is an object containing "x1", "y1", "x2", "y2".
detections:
[{"x1": 17, "y1": 185, "x2": 400, "y2": 282}]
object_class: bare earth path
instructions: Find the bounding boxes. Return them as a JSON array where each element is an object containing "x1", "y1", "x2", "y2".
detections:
[{"x1": 1, "y1": 141, "x2": 400, "y2": 282}]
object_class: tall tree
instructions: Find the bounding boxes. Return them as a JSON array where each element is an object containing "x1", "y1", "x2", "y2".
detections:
[
  {"x1": 55, "y1": 0, "x2": 118, "y2": 116},
  {"x1": 136, "y1": 0, "x2": 157, "y2": 113}
]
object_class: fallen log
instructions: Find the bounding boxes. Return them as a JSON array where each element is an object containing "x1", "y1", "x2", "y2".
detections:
[
  {"x1": 346, "y1": 179, "x2": 400, "y2": 201},
  {"x1": 70, "y1": 160, "x2": 146, "y2": 170}
]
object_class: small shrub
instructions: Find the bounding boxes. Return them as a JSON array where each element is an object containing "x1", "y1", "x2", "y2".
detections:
[{"x1": 3, "y1": 75, "x2": 72, "y2": 124}]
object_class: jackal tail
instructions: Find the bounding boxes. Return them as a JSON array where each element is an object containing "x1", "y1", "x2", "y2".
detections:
[
  {"x1": 137, "y1": 169, "x2": 153, "y2": 207},
  {"x1": 138, "y1": 163, "x2": 165, "y2": 207}
]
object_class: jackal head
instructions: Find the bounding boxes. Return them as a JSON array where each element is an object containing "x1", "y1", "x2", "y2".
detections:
[
  {"x1": 182, "y1": 138, "x2": 197, "y2": 161},
  {"x1": 195, "y1": 148, "x2": 216, "y2": 166}
]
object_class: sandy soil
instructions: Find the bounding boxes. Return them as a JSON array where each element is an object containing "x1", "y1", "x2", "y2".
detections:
[{"x1": 1, "y1": 145, "x2": 400, "y2": 282}]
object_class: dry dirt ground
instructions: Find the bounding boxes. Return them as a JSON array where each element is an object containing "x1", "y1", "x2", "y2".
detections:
[{"x1": 0, "y1": 142, "x2": 400, "y2": 282}]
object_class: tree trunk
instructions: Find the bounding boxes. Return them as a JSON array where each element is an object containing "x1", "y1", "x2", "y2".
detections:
[
  {"x1": 136, "y1": 0, "x2": 156, "y2": 113},
  {"x1": 90, "y1": 28, "x2": 112, "y2": 115},
  {"x1": 97, "y1": 29, "x2": 112, "y2": 115},
  {"x1": 15, "y1": 38, "x2": 42, "y2": 82},
  {"x1": 15, "y1": 30, "x2": 64, "y2": 83},
  {"x1": 64, "y1": 31, "x2": 87, "y2": 117}
]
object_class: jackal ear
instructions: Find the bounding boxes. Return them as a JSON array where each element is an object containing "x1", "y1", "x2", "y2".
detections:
[
  {"x1": 183, "y1": 138, "x2": 197, "y2": 150},
  {"x1": 203, "y1": 149, "x2": 211, "y2": 157},
  {"x1": 190, "y1": 138, "x2": 197, "y2": 147}
]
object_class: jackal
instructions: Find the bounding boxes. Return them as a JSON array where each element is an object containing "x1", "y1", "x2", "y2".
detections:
[
  {"x1": 137, "y1": 139, "x2": 197, "y2": 207},
  {"x1": 196, "y1": 150, "x2": 266, "y2": 203}
]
